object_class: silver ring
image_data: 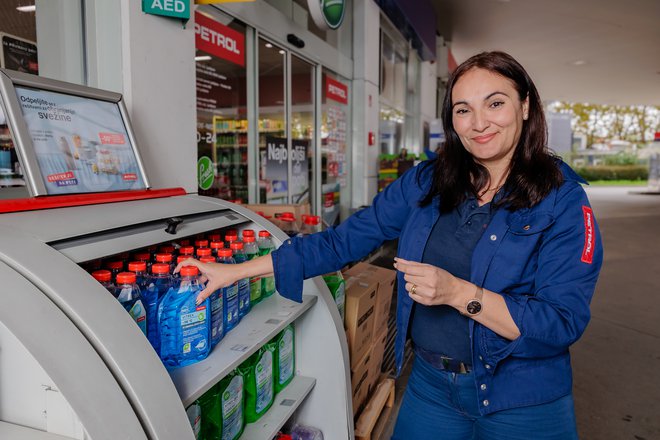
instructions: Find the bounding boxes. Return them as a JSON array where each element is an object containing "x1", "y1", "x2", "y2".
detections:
[{"x1": 410, "y1": 284, "x2": 417, "y2": 295}]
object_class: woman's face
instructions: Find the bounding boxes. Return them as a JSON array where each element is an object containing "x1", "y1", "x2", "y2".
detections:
[{"x1": 451, "y1": 68, "x2": 529, "y2": 170}]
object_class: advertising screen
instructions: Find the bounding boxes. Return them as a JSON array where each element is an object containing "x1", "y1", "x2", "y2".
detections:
[{"x1": 14, "y1": 86, "x2": 146, "y2": 194}]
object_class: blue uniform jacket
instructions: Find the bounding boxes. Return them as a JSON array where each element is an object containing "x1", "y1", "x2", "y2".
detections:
[{"x1": 271, "y1": 160, "x2": 603, "y2": 414}]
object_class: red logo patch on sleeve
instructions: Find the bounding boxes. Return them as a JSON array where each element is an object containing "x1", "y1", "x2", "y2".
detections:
[{"x1": 581, "y1": 206, "x2": 595, "y2": 264}]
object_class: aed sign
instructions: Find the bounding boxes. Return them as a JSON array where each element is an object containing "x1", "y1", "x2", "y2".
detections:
[
  {"x1": 325, "y1": 76, "x2": 348, "y2": 104},
  {"x1": 142, "y1": 0, "x2": 190, "y2": 20},
  {"x1": 194, "y1": 11, "x2": 245, "y2": 67}
]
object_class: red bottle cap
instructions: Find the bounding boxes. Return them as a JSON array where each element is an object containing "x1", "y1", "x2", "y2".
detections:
[
  {"x1": 116, "y1": 272, "x2": 136, "y2": 284},
  {"x1": 179, "y1": 239, "x2": 190, "y2": 246},
  {"x1": 242, "y1": 229, "x2": 255, "y2": 237},
  {"x1": 304, "y1": 215, "x2": 321, "y2": 225},
  {"x1": 199, "y1": 257, "x2": 216, "y2": 263},
  {"x1": 151, "y1": 263, "x2": 170, "y2": 274},
  {"x1": 210, "y1": 240, "x2": 224, "y2": 250},
  {"x1": 208, "y1": 234, "x2": 221, "y2": 242},
  {"x1": 134, "y1": 252, "x2": 150, "y2": 261},
  {"x1": 258, "y1": 230, "x2": 271, "y2": 237},
  {"x1": 160, "y1": 245, "x2": 175, "y2": 254},
  {"x1": 225, "y1": 233, "x2": 238, "y2": 242},
  {"x1": 106, "y1": 261, "x2": 123, "y2": 270},
  {"x1": 197, "y1": 248, "x2": 212, "y2": 257},
  {"x1": 180, "y1": 266, "x2": 199, "y2": 277},
  {"x1": 218, "y1": 248, "x2": 233, "y2": 258},
  {"x1": 156, "y1": 253, "x2": 173, "y2": 263},
  {"x1": 195, "y1": 240, "x2": 209, "y2": 248},
  {"x1": 128, "y1": 261, "x2": 146, "y2": 272},
  {"x1": 230, "y1": 242, "x2": 244, "y2": 250},
  {"x1": 180, "y1": 246, "x2": 194, "y2": 255},
  {"x1": 92, "y1": 270, "x2": 111, "y2": 282},
  {"x1": 243, "y1": 236, "x2": 256, "y2": 243},
  {"x1": 177, "y1": 255, "x2": 190, "y2": 264}
]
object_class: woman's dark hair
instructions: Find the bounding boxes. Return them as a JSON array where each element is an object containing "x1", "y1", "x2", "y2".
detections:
[{"x1": 420, "y1": 51, "x2": 563, "y2": 212}]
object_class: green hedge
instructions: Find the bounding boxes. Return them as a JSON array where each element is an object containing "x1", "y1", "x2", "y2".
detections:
[{"x1": 575, "y1": 165, "x2": 648, "y2": 181}]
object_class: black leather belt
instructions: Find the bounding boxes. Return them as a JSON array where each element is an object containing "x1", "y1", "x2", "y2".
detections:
[{"x1": 414, "y1": 345, "x2": 472, "y2": 374}]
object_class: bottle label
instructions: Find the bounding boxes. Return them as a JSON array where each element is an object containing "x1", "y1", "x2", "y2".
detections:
[
  {"x1": 211, "y1": 290, "x2": 224, "y2": 345},
  {"x1": 222, "y1": 375, "x2": 244, "y2": 440},
  {"x1": 129, "y1": 300, "x2": 147, "y2": 336},
  {"x1": 186, "y1": 403, "x2": 201, "y2": 439},
  {"x1": 279, "y1": 328, "x2": 294, "y2": 385},
  {"x1": 180, "y1": 304, "x2": 208, "y2": 354},
  {"x1": 224, "y1": 283, "x2": 239, "y2": 329},
  {"x1": 255, "y1": 350, "x2": 273, "y2": 413}
]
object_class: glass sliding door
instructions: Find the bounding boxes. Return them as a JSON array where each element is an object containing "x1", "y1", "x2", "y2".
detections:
[
  {"x1": 290, "y1": 55, "x2": 315, "y2": 207},
  {"x1": 257, "y1": 37, "x2": 286, "y2": 203}
]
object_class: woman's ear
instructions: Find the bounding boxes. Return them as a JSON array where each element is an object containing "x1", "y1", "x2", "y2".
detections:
[{"x1": 522, "y1": 95, "x2": 530, "y2": 120}]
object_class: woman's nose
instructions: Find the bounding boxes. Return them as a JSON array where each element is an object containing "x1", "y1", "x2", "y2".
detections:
[{"x1": 472, "y1": 110, "x2": 490, "y2": 131}]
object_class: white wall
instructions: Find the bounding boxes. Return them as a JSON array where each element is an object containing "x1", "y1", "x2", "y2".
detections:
[
  {"x1": 351, "y1": 0, "x2": 381, "y2": 208},
  {"x1": 117, "y1": 0, "x2": 197, "y2": 192}
]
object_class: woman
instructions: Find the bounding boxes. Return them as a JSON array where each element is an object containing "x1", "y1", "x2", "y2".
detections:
[{"x1": 180, "y1": 51, "x2": 603, "y2": 439}]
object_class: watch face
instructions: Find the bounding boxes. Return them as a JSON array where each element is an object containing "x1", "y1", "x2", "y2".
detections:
[{"x1": 466, "y1": 299, "x2": 482, "y2": 315}]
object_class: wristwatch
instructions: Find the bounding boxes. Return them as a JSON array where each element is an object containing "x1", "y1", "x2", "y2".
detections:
[{"x1": 465, "y1": 286, "x2": 484, "y2": 316}]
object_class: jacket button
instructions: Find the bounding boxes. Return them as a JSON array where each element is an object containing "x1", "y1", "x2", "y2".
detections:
[
  {"x1": 523, "y1": 225, "x2": 531, "y2": 230},
  {"x1": 483, "y1": 400, "x2": 490, "y2": 406},
  {"x1": 480, "y1": 384, "x2": 487, "y2": 391},
  {"x1": 287, "y1": 240, "x2": 291, "y2": 245},
  {"x1": 485, "y1": 364, "x2": 491, "y2": 369},
  {"x1": 478, "y1": 355, "x2": 483, "y2": 361},
  {"x1": 490, "y1": 234, "x2": 497, "y2": 241}
]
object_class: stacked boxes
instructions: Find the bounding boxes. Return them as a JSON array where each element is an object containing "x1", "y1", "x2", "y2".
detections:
[{"x1": 343, "y1": 262, "x2": 397, "y2": 416}]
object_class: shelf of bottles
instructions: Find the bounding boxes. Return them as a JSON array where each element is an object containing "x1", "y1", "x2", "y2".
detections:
[{"x1": 212, "y1": 117, "x2": 249, "y2": 203}]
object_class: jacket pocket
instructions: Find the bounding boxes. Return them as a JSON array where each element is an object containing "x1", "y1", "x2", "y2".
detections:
[{"x1": 508, "y1": 212, "x2": 555, "y2": 235}]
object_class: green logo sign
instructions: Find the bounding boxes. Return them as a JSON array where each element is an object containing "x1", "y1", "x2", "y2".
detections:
[
  {"x1": 198, "y1": 156, "x2": 214, "y2": 190},
  {"x1": 142, "y1": 0, "x2": 190, "y2": 21},
  {"x1": 308, "y1": 0, "x2": 345, "y2": 30},
  {"x1": 223, "y1": 390, "x2": 230, "y2": 400},
  {"x1": 256, "y1": 364, "x2": 263, "y2": 373}
]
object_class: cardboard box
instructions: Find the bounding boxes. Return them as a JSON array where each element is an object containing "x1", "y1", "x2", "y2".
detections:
[
  {"x1": 369, "y1": 326, "x2": 388, "y2": 379},
  {"x1": 344, "y1": 262, "x2": 396, "y2": 335},
  {"x1": 244, "y1": 203, "x2": 311, "y2": 231},
  {"x1": 344, "y1": 274, "x2": 377, "y2": 369},
  {"x1": 351, "y1": 345, "x2": 373, "y2": 416}
]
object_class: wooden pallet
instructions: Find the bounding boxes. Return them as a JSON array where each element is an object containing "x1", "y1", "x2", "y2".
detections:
[{"x1": 354, "y1": 378, "x2": 395, "y2": 440}]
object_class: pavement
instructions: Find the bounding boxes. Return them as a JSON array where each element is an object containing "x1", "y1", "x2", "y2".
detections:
[{"x1": 379, "y1": 185, "x2": 660, "y2": 439}]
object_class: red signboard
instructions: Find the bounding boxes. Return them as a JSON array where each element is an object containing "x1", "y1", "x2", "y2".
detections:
[
  {"x1": 326, "y1": 76, "x2": 348, "y2": 104},
  {"x1": 194, "y1": 11, "x2": 245, "y2": 67}
]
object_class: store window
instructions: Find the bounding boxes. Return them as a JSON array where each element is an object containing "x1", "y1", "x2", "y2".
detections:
[
  {"x1": 0, "y1": 1, "x2": 38, "y2": 191},
  {"x1": 321, "y1": 70, "x2": 350, "y2": 226},
  {"x1": 195, "y1": 9, "x2": 248, "y2": 202},
  {"x1": 290, "y1": 55, "x2": 315, "y2": 206}
]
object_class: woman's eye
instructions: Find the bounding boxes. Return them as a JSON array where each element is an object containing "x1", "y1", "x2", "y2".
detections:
[
  {"x1": 490, "y1": 101, "x2": 505, "y2": 108},
  {"x1": 455, "y1": 108, "x2": 469, "y2": 115}
]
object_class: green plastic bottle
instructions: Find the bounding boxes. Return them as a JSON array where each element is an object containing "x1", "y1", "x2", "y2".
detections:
[
  {"x1": 215, "y1": 371, "x2": 245, "y2": 440},
  {"x1": 257, "y1": 230, "x2": 276, "y2": 297},
  {"x1": 238, "y1": 345, "x2": 275, "y2": 423},
  {"x1": 272, "y1": 324, "x2": 295, "y2": 394},
  {"x1": 243, "y1": 235, "x2": 262, "y2": 305}
]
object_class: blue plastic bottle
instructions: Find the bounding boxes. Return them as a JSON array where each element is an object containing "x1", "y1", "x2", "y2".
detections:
[
  {"x1": 217, "y1": 248, "x2": 240, "y2": 332},
  {"x1": 143, "y1": 263, "x2": 172, "y2": 354},
  {"x1": 92, "y1": 269, "x2": 116, "y2": 295},
  {"x1": 114, "y1": 272, "x2": 147, "y2": 336},
  {"x1": 158, "y1": 266, "x2": 211, "y2": 368},
  {"x1": 199, "y1": 256, "x2": 224, "y2": 348},
  {"x1": 230, "y1": 242, "x2": 251, "y2": 317},
  {"x1": 128, "y1": 261, "x2": 149, "y2": 291}
]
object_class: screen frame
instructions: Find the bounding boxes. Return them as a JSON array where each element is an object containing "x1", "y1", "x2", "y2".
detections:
[{"x1": 0, "y1": 68, "x2": 150, "y2": 196}]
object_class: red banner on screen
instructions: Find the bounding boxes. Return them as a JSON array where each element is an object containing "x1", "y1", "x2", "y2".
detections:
[
  {"x1": 326, "y1": 76, "x2": 348, "y2": 104},
  {"x1": 99, "y1": 133, "x2": 126, "y2": 145},
  {"x1": 195, "y1": 11, "x2": 245, "y2": 67}
]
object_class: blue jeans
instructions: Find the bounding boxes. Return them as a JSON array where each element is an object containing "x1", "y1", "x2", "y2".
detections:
[{"x1": 392, "y1": 355, "x2": 578, "y2": 440}]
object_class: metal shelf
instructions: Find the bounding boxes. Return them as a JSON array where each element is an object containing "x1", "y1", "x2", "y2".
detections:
[
  {"x1": 170, "y1": 294, "x2": 317, "y2": 407},
  {"x1": 241, "y1": 376, "x2": 316, "y2": 440}
]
